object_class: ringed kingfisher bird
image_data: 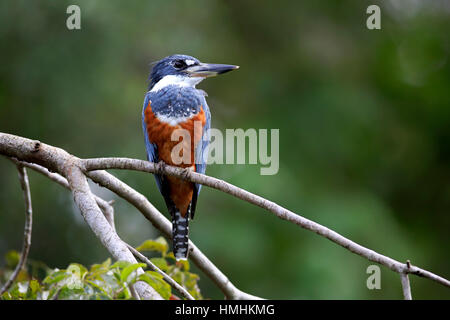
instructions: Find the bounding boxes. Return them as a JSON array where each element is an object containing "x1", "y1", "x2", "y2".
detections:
[{"x1": 142, "y1": 54, "x2": 239, "y2": 260}]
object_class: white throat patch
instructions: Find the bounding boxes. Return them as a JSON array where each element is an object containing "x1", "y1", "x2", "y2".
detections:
[
  {"x1": 156, "y1": 113, "x2": 195, "y2": 126},
  {"x1": 150, "y1": 75, "x2": 204, "y2": 92}
]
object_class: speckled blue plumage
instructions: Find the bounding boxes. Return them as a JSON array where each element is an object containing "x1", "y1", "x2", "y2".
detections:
[{"x1": 146, "y1": 85, "x2": 206, "y2": 119}]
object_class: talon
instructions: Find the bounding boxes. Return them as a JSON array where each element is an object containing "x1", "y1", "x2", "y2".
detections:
[
  {"x1": 182, "y1": 168, "x2": 190, "y2": 180},
  {"x1": 157, "y1": 160, "x2": 166, "y2": 174}
]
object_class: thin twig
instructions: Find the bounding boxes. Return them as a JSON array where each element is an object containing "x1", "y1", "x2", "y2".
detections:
[
  {"x1": 400, "y1": 273, "x2": 412, "y2": 300},
  {"x1": 400, "y1": 260, "x2": 412, "y2": 300},
  {"x1": 129, "y1": 284, "x2": 140, "y2": 300},
  {"x1": 0, "y1": 165, "x2": 33, "y2": 295},
  {"x1": 9, "y1": 158, "x2": 116, "y2": 233},
  {"x1": 126, "y1": 244, "x2": 195, "y2": 300}
]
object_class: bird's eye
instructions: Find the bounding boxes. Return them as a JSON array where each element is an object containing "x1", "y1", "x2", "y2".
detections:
[{"x1": 173, "y1": 60, "x2": 187, "y2": 69}]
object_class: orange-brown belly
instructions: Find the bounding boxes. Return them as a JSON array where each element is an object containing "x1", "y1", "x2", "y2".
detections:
[{"x1": 144, "y1": 102, "x2": 206, "y2": 216}]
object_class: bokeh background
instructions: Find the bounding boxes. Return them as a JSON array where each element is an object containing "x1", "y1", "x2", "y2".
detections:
[{"x1": 0, "y1": 0, "x2": 449, "y2": 299}]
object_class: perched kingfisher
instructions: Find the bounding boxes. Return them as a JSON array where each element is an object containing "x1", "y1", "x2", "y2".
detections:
[{"x1": 142, "y1": 54, "x2": 238, "y2": 260}]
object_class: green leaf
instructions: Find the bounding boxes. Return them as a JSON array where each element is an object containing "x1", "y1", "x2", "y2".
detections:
[
  {"x1": 112, "y1": 270, "x2": 121, "y2": 283},
  {"x1": 176, "y1": 259, "x2": 190, "y2": 271},
  {"x1": 5, "y1": 250, "x2": 20, "y2": 269},
  {"x1": 100, "y1": 258, "x2": 112, "y2": 269},
  {"x1": 27, "y1": 279, "x2": 41, "y2": 298},
  {"x1": 166, "y1": 252, "x2": 176, "y2": 261},
  {"x1": 1, "y1": 292, "x2": 12, "y2": 300},
  {"x1": 43, "y1": 270, "x2": 70, "y2": 285},
  {"x1": 91, "y1": 258, "x2": 111, "y2": 272},
  {"x1": 57, "y1": 285, "x2": 85, "y2": 300},
  {"x1": 88, "y1": 258, "x2": 112, "y2": 281},
  {"x1": 85, "y1": 280, "x2": 111, "y2": 299},
  {"x1": 16, "y1": 269, "x2": 29, "y2": 282},
  {"x1": 111, "y1": 260, "x2": 132, "y2": 270},
  {"x1": 47, "y1": 286, "x2": 59, "y2": 300},
  {"x1": 135, "y1": 237, "x2": 168, "y2": 254},
  {"x1": 120, "y1": 263, "x2": 146, "y2": 283},
  {"x1": 146, "y1": 271, "x2": 164, "y2": 280},
  {"x1": 169, "y1": 269, "x2": 183, "y2": 284},
  {"x1": 66, "y1": 263, "x2": 88, "y2": 280},
  {"x1": 183, "y1": 272, "x2": 202, "y2": 299},
  {"x1": 138, "y1": 271, "x2": 171, "y2": 300},
  {"x1": 115, "y1": 287, "x2": 131, "y2": 300},
  {"x1": 9, "y1": 283, "x2": 22, "y2": 299},
  {"x1": 0, "y1": 249, "x2": 202, "y2": 300},
  {"x1": 150, "y1": 257, "x2": 169, "y2": 271}
]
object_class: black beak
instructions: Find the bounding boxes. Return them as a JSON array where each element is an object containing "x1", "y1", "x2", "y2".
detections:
[{"x1": 186, "y1": 63, "x2": 239, "y2": 77}]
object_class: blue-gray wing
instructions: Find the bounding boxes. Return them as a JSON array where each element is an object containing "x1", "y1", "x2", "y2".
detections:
[
  {"x1": 190, "y1": 98, "x2": 211, "y2": 219},
  {"x1": 195, "y1": 100, "x2": 211, "y2": 193},
  {"x1": 142, "y1": 92, "x2": 163, "y2": 193}
]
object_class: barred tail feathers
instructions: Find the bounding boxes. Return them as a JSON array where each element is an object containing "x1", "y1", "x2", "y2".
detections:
[{"x1": 172, "y1": 210, "x2": 189, "y2": 260}]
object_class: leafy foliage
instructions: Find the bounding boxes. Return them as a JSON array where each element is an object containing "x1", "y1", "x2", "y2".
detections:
[{"x1": 0, "y1": 237, "x2": 202, "y2": 300}]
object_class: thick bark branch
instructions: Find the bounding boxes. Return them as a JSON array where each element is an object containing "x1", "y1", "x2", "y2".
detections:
[
  {"x1": 0, "y1": 133, "x2": 161, "y2": 300},
  {"x1": 65, "y1": 164, "x2": 163, "y2": 300}
]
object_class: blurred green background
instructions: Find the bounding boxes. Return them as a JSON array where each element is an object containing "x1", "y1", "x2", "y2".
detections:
[{"x1": 0, "y1": 0, "x2": 449, "y2": 299}]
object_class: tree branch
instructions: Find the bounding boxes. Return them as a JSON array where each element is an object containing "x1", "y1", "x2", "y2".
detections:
[
  {"x1": 82, "y1": 157, "x2": 450, "y2": 291},
  {"x1": 400, "y1": 273, "x2": 412, "y2": 300},
  {"x1": 65, "y1": 164, "x2": 162, "y2": 300},
  {"x1": 7, "y1": 158, "x2": 247, "y2": 299},
  {"x1": 0, "y1": 165, "x2": 33, "y2": 295},
  {"x1": 0, "y1": 133, "x2": 257, "y2": 299},
  {"x1": 2, "y1": 132, "x2": 449, "y2": 299},
  {"x1": 86, "y1": 169, "x2": 261, "y2": 299},
  {"x1": 400, "y1": 260, "x2": 412, "y2": 300},
  {"x1": 7, "y1": 159, "x2": 194, "y2": 300},
  {"x1": 0, "y1": 133, "x2": 162, "y2": 300},
  {"x1": 9, "y1": 158, "x2": 116, "y2": 232}
]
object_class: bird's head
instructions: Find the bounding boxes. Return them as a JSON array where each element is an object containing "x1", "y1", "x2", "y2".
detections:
[{"x1": 148, "y1": 54, "x2": 239, "y2": 91}]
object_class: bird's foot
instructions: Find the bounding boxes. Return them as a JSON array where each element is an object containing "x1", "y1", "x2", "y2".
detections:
[
  {"x1": 180, "y1": 167, "x2": 192, "y2": 181},
  {"x1": 156, "y1": 160, "x2": 167, "y2": 175}
]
